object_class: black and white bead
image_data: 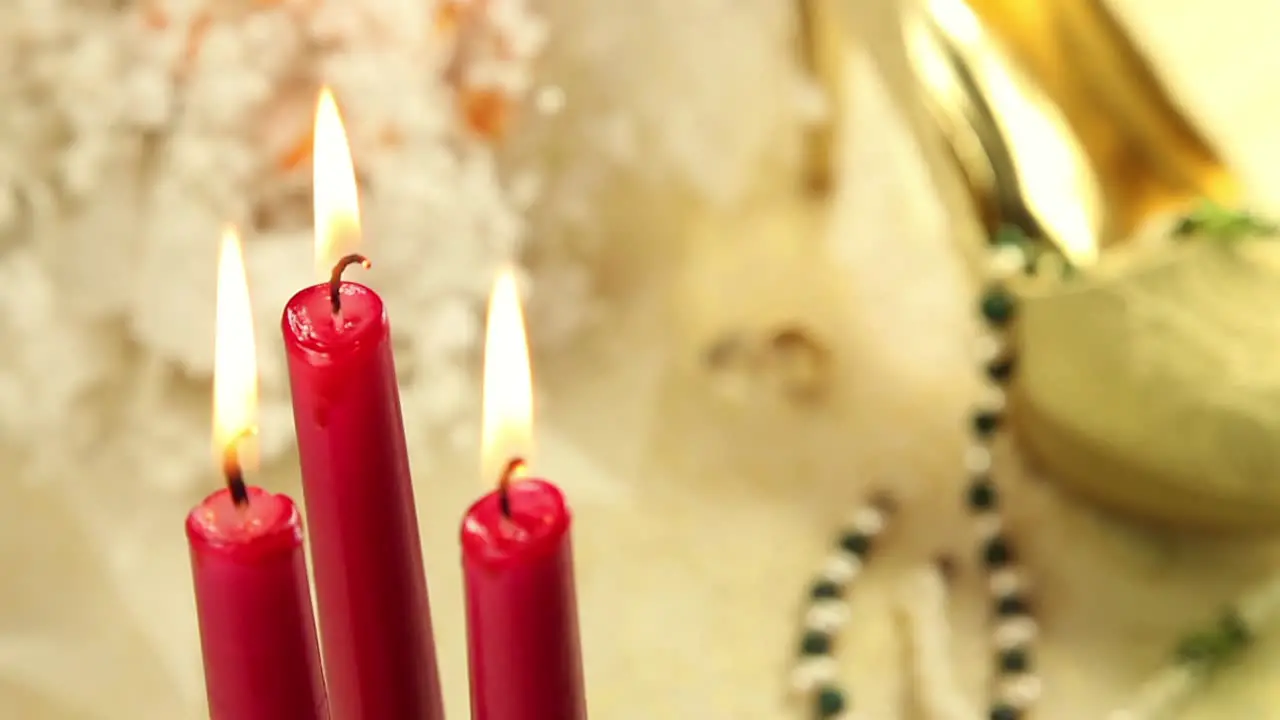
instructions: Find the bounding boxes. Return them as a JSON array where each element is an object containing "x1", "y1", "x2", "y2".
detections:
[
  {"x1": 971, "y1": 239, "x2": 1040, "y2": 720},
  {"x1": 789, "y1": 494, "x2": 897, "y2": 719}
]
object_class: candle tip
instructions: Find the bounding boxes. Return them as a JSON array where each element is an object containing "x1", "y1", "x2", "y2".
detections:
[
  {"x1": 225, "y1": 457, "x2": 250, "y2": 508},
  {"x1": 498, "y1": 487, "x2": 511, "y2": 518},
  {"x1": 497, "y1": 457, "x2": 527, "y2": 518},
  {"x1": 328, "y1": 253, "x2": 372, "y2": 315},
  {"x1": 221, "y1": 428, "x2": 256, "y2": 508}
]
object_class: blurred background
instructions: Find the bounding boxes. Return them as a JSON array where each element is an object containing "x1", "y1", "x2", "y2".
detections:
[{"x1": 6, "y1": 0, "x2": 1280, "y2": 718}]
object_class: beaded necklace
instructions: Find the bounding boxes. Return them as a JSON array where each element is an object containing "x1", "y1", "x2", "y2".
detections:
[
  {"x1": 785, "y1": 206, "x2": 1280, "y2": 720},
  {"x1": 787, "y1": 234, "x2": 1038, "y2": 720}
]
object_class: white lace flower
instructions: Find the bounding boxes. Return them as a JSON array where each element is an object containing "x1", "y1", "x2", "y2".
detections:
[{"x1": 0, "y1": 249, "x2": 116, "y2": 448}]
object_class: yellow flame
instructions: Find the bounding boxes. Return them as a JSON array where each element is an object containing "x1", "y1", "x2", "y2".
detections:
[
  {"x1": 481, "y1": 268, "x2": 534, "y2": 487},
  {"x1": 213, "y1": 226, "x2": 259, "y2": 467},
  {"x1": 313, "y1": 86, "x2": 362, "y2": 280}
]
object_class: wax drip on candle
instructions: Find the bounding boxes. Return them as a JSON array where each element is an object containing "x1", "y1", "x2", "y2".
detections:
[
  {"x1": 497, "y1": 457, "x2": 528, "y2": 519},
  {"x1": 328, "y1": 253, "x2": 372, "y2": 316},
  {"x1": 222, "y1": 428, "x2": 257, "y2": 507}
]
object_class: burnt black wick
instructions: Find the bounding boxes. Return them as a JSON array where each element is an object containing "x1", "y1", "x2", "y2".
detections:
[
  {"x1": 497, "y1": 457, "x2": 527, "y2": 519},
  {"x1": 222, "y1": 426, "x2": 259, "y2": 508},
  {"x1": 222, "y1": 444, "x2": 249, "y2": 508},
  {"x1": 328, "y1": 253, "x2": 372, "y2": 315}
]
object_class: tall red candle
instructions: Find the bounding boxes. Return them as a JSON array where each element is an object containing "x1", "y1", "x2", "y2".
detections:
[
  {"x1": 280, "y1": 87, "x2": 444, "y2": 720},
  {"x1": 189, "y1": 226, "x2": 328, "y2": 720},
  {"x1": 462, "y1": 270, "x2": 587, "y2": 720}
]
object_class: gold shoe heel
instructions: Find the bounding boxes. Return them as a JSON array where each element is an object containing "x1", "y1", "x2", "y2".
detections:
[{"x1": 802, "y1": 0, "x2": 1239, "y2": 261}]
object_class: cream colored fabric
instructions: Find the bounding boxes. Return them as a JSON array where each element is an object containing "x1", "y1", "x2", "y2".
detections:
[{"x1": 9, "y1": 2, "x2": 1280, "y2": 720}]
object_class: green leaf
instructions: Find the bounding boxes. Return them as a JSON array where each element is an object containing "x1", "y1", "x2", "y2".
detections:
[
  {"x1": 1172, "y1": 200, "x2": 1277, "y2": 241},
  {"x1": 1173, "y1": 609, "x2": 1252, "y2": 669}
]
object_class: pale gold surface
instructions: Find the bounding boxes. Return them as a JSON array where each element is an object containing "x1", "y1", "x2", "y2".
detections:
[
  {"x1": 9, "y1": 112, "x2": 1280, "y2": 720},
  {"x1": 797, "y1": 0, "x2": 846, "y2": 194},
  {"x1": 13, "y1": 1, "x2": 1280, "y2": 718}
]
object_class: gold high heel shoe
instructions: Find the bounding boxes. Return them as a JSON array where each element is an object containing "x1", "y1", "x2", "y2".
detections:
[{"x1": 801, "y1": 0, "x2": 1239, "y2": 265}]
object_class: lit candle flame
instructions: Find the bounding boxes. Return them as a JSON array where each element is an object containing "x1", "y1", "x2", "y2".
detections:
[
  {"x1": 314, "y1": 86, "x2": 362, "y2": 280},
  {"x1": 213, "y1": 225, "x2": 259, "y2": 470},
  {"x1": 481, "y1": 268, "x2": 533, "y2": 487}
]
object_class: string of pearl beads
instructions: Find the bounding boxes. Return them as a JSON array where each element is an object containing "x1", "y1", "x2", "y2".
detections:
[
  {"x1": 971, "y1": 237, "x2": 1041, "y2": 720},
  {"x1": 788, "y1": 494, "x2": 897, "y2": 719}
]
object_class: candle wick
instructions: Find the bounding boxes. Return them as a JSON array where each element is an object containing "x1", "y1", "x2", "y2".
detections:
[
  {"x1": 223, "y1": 452, "x2": 249, "y2": 508},
  {"x1": 497, "y1": 457, "x2": 527, "y2": 519},
  {"x1": 222, "y1": 428, "x2": 256, "y2": 508},
  {"x1": 328, "y1": 253, "x2": 372, "y2": 316},
  {"x1": 498, "y1": 484, "x2": 511, "y2": 518}
]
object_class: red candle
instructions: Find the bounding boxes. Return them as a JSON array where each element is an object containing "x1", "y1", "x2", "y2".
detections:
[
  {"x1": 462, "y1": 270, "x2": 587, "y2": 720},
  {"x1": 188, "y1": 488, "x2": 329, "y2": 720},
  {"x1": 188, "y1": 226, "x2": 328, "y2": 720},
  {"x1": 280, "y1": 87, "x2": 444, "y2": 720}
]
